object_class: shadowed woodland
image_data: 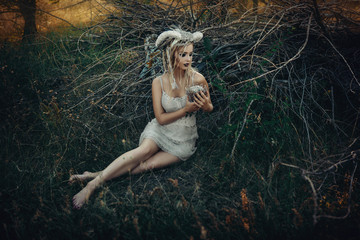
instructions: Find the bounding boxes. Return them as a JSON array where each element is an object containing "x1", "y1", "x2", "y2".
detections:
[{"x1": 1, "y1": 0, "x2": 360, "y2": 239}]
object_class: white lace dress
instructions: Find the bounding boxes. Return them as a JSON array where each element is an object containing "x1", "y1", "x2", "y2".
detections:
[{"x1": 139, "y1": 77, "x2": 198, "y2": 160}]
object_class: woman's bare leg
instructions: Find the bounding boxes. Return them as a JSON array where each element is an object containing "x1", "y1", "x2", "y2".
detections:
[
  {"x1": 130, "y1": 151, "x2": 180, "y2": 175},
  {"x1": 72, "y1": 139, "x2": 159, "y2": 208}
]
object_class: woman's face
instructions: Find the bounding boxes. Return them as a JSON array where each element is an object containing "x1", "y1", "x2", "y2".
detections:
[{"x1": 175, "y1": 44, "x2": 193, "y2": 71}]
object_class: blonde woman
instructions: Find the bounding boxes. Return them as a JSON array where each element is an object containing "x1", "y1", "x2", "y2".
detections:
[{"x1": 70, "y1": 29, "x2": 213, "y2": 209}]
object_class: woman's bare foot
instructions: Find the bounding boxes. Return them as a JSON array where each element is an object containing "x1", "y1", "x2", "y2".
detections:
[
  {"x1": 72, "y1": 182, "x2": 96, "y2": 209},
  {"x1": 69, "y1": 171, "x2": 99, "y2": 184}
]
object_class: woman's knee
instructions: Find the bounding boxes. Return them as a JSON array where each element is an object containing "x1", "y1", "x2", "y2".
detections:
[{"x1": 138, "y1": 139, "x2": 158, "y2": 159}]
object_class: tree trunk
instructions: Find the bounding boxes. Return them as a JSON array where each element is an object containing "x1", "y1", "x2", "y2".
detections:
[{"x1": 18, "y1": 0, "x2": 37, "y2": 40}]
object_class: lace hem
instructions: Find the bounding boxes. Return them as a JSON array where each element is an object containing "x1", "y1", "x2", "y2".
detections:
[
  {"x1": 139, "y1": 133, "x2": 197, "y2": 161},
  {"x1": 139, "y1": 118, "x2": 198, "y2": 160}
]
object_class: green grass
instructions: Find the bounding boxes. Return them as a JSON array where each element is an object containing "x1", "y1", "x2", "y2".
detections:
[{"x1": 1, "y1": 28, "x2": 359, "y2": 240}]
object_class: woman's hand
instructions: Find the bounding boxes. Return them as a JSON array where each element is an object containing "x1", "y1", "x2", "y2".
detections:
[
  {"x1": 184, "y1": 98, "x2": 200, "y2": 113},
  {"x1": 193, "y1": 90, "x2": 213, "y2": 112}
]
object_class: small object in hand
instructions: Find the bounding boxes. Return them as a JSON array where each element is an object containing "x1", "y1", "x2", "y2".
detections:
[{"x1": 186, "y1": 85, "x2": 207, "y2": 102}]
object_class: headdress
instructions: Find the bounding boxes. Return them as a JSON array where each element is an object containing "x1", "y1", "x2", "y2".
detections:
[{"x1": 155, "y1": 28, "x2": 203, "y2": 89}]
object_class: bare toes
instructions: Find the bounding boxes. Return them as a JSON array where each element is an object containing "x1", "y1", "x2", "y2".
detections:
[
  {"x1": 69, "y1": 171, "x2": 92, "y2": 184},
  {"x1": 73, "y1": 198, "x2": 82, "y2": 209}
]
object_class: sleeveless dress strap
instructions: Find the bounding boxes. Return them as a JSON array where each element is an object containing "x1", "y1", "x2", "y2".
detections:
[{"x1": 159, "y1": 76, "x2": 164, "y2": 91}]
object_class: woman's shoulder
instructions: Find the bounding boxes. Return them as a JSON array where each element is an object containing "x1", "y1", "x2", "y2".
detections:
[
  {"x1": 192, "y1": 71, "x2": 206, "y2": 85},
  {"x1": 152, "y1": 76, "x2": 162, "y2": 90},
  {"x1": 152, "y1": 74, "x2": 169, "y2": 92},
  {"x1": 152, "y1": 75, "x2": 164, "y2": 84}
]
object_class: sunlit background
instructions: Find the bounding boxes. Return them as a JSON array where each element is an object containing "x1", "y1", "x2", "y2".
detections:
[
  {"x1": 0, "y1": 0, "x2": 273, "y2": 41},
  {"x1": 1, "y1": 0, "x2": 359, "y2": 41},
  {"x1": 0, "y1": 0, "x2": 115, "y2": 41}
]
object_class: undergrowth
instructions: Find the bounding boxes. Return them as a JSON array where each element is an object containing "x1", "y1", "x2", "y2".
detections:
[{"x1": 1, "y1": 1, "x2": 360, "y2": 239}]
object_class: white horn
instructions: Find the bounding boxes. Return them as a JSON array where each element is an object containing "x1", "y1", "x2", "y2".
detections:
[{"x1": 155, "y1": 30, "x2": 182, "y2": 47}]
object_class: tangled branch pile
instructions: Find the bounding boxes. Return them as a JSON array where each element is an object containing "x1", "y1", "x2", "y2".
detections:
[{"x1": 64, "y1": 0, "x2": 360, "y2": 227}]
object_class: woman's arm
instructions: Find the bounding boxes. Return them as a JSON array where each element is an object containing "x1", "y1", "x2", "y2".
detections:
[
  {"x1": 152, "y1": 77, "x2": 199, "y2": 125},
  {"x1": 193, "y1": 73, "x2": 213, "y2": 112}
]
